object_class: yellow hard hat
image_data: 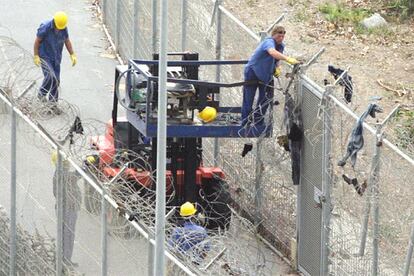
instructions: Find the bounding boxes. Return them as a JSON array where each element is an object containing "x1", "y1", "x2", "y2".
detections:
[
  {"x1": 180, "y1": 202, "x2": 197, "y2": 217},
  {"x1": 198, "y1": 106, "x2": 217, "y2": 123},
  {"x1": 54, "y1": 11, "x2": 68, "y2": 30},
  {"x1": 86, "y1": 155, "x2": 96, "y2": 164}
]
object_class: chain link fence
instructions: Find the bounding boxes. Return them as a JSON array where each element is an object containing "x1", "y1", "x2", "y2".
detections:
[
  {"x1": 0, "y1": 28, "x2": 284, "y2": 275},
  {"x1": 0, "y1": 35, "x2": 195, "y2": 275},
  {"x1": 322, "y1": 89, "x2": 414, "y2": 275},
  {"x1": 97, "y1": 0, "x2": 414, "y2": 275},
  {"x1": 1, "y1": 0, "x2": 413, "y2": 275}
]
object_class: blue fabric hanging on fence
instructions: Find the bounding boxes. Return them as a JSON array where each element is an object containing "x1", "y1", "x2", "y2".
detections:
[{"x1": 338, "y1": 103, "x2": 383, "y2": 167}]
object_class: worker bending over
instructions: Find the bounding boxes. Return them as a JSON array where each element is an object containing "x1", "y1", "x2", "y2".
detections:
[{"x1": 169, "y1": 202, "x2": 210, "y2": 264}]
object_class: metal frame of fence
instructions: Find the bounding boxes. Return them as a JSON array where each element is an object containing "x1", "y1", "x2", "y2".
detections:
[
  {"x1": 323, "y1": 81, "x2": 414, "y2": 276},
  {"x1": 0, "y1": 90, "x2": 197, "y2": 276}
]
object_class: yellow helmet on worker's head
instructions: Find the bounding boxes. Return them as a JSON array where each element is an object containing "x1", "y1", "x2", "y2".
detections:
[
  {"x1": 86, "y1": 155, "x2": 97, "y2": 165},
  {"x1": 198, "y1": 106, "x2": 217, "y2": 123},
  {"x1": 180, "y1": 202, "x2": 197, "y2": 217},
  {"x1": 54, "y1": 11, "x2": 68, "y2": 30}
]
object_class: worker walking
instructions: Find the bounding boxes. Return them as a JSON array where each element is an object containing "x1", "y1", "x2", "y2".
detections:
[
  {"x1": 34, "y1": 11, "x2": 77, "y2": 107},
  {"x1": 51, "y1": 151, "x2": 82, "y2": 268},
  {"x1": 169, "y1": 202, "x2": 210, "y2": 265},
  {"x1": 241, "y1": 25, "x2": 299, "y2": 126}
]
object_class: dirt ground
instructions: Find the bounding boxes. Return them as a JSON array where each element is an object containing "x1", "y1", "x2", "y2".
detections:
[{"x1": 224, "y1": 0, "x2": 414, "y2": 117}]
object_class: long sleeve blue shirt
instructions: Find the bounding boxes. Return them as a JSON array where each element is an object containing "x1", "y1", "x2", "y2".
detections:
[
  {"x1": 37, "y1": 19, "x2": 69, "y2": 66},
  {"x1": 245, "y1": 37, "x2": 284, "y2": 84},
  {"x1": 169, "y1": 221, "x2": 209, "y2": 254}
]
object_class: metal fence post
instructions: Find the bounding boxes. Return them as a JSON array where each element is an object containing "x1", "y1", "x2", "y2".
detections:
[
  {"x1": 181, "y1": 0, "x2": 187, "y2": 52},
  {"x1": 152, "y1": 0, "x2": 158, "y2": 53},
  {"x1": 116, "y1": 0, "x2": 121, "y2": 50},
  {"x1": 153, "y1": 0, "x2": 168, "y2": 275},
  {"x1": 404, "y1": 222, "x2": 414, "y2": 276},
  {"x1": 370, "y1": 105, "x2": 399, "y2": 275},
  {"x1": 10, "y1": 107, "x2": 16, "y2": 276},
  {"x1": 133, "y1": 0, "x2": 140, "y2": 58},
  {"x1": 254, "y1": 139, "x2": 263, "y2": 226},
  {"x1": 371, "y1": 125, "x2": 382, "y2": 276},
  {"x1": 321, "y1": 87, "x2": 333, "y2": 276},
  {"x1": 213, "y1": 0, "x2": 222, "y2": 167},
  {"x1": 253, "y1": 32, "x2": 267, "y2": 225},
  {"x1": 56, "y1": 150, "x2": 63, "y2": 276},
  {"x1": 359, "y1": 184, "x2": 371, "y2": 256},
  {"x1": 101, "y1": 183, "x2": 108, "y2": 276},
  {"x1": 148, "y1": 229, "x2": 154, "y2": 275},
  {"x1": 102, "y1": 166, "x2": 127, "y2": 276},
  {"x1": 359, "y1": 140, "x2": 376, "y2": 256},
  {"x1": 102, "y1": 0, "x2": 107, "y2": 24}
]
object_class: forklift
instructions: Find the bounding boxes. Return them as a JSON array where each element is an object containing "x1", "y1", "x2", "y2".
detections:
[{"x1": 83, "y1": 52, "x2": 273, "y2": 230}]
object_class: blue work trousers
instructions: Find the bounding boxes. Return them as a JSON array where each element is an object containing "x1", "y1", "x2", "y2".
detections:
[
  {"x1": 241, "y1": 67, "x2": 273, "y2": 125},
  {"x1": 39, "y1": 60, "x2": 61, "y2": 102}
]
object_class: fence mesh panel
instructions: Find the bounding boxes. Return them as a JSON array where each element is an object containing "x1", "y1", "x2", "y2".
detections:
[
  {"x1": 118, "y1": 0, "x2": 134, "y2": 59},
  {"x1": 1, "y1": 0, "x2": 413, "y2": 275},
  {"x1": 326, "y1": 90, "x2": 414, "y2": 275}
]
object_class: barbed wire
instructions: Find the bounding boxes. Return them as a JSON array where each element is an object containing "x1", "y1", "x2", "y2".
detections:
[
  {"x1": 0, "y1": 34, "x2": 283, "y2": 275},
  {"x1": 0, "y1": 205, "x2": 83, "y2": 275}
]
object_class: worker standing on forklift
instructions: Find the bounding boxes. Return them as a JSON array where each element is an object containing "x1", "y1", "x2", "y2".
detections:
[
  {"x1": 33, "y1": 11, "x2": 77, "y2": 107},
  {"x1": 241, "y1": 25, "x2": 299, "y2": 126},
  {"x1": 51, "y1": 151, "x2": 82, "y2": 268},
  {"x1": 169, "y1": 202, "x2": 210, "y2": 264}
]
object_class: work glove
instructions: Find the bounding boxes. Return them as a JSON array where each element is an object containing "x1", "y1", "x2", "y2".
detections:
[
  {"x1": 34, "y1": 55, "x2": 41, "y2": 66},
  {"x1": 274, "y1": 67, "x2": 282, "y2": 78},
  {"x1": 286, "y1": 57, "x2": 299, "y2": 65},
  {"x1": 70, "y1": 54, "x2": 77, "y2": 66}
]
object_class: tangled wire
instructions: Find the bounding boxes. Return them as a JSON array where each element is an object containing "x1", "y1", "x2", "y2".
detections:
[{"x1": 0, "y1": 34, "x2": 283, "y2": 275}]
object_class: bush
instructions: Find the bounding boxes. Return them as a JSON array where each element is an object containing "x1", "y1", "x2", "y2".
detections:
[{"x1": 318, "y1": 2, "x2": 372, "y2": 25}]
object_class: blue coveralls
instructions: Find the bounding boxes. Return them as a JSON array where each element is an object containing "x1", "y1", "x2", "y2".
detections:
[
  {"x1": 36, "y1": 20, "x2": 69, "y2": 102},
  {"x1": 241, "y1": 37, "x2": 284, "y2": 125},
  {"x1": 169, "y1": 221, "x2": 210, "y2": 264}
]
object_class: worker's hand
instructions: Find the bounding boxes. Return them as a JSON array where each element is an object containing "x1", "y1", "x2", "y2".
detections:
[
  {"x1": 70, "y1": 54, "x2": 77, "y2": 66},
  {"x1": 34, "y1": 55, "x2": 41, "y2": 66},
  {"x1": 274, "y1": 67, "x2": 282, "y2": 78},
  {"x1": 286, "y1": 57, "x2": 299, "y2": 65}
]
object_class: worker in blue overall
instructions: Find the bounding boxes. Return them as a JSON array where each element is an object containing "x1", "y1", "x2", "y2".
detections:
[
  {"x1": 169, "y1": 202, "x2": 210, "y2": 265},
  {"x1": 241, "y1": 25, "x2": 299, "y2": 126},
  {"x1": 33, "y1": 11, "x2": 77, "y2": 106}
]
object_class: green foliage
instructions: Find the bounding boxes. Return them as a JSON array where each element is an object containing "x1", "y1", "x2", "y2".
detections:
[
  {"x1": 394, "y1": 110, "x2": 414, "y2": 152},
  {"x1": 355, "y1": 24, "x2": 395, "y2": 37},
  {"x1": 395, "y1": 109, "x2": 414, "y2": 120},
  {"x1": 318, "y1": 2, "x2": 372, "y2": 25},
  {"x1": 384, "y1": 0, "x2": 413, "y2": 17}
]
